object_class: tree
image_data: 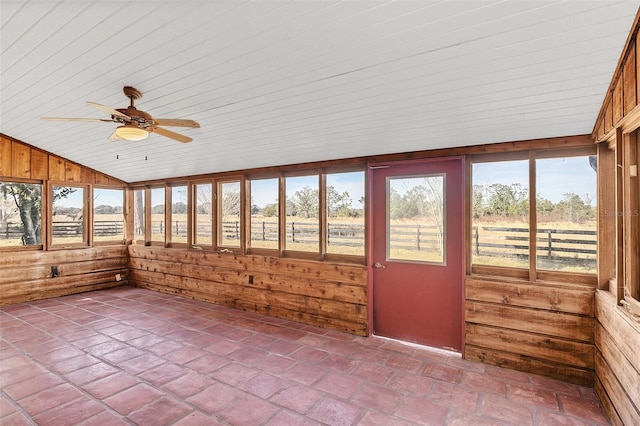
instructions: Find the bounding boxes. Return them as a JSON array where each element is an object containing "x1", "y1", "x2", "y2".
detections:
[
  {"x1": 554, "y1": 192, "x2": 595, "y2": 223},
  {"x1": 288, "y1": 186, "x2": 318, "y2": 218},
  {"x1": 484, "y1": 183, "x2": 528, "y2": 218},
  {"x1": 327, "y1": 185, "x2": 353, "y2": 217},
  {"x1": 261, "y1": 203, "x2": 278, "y2": 217}
]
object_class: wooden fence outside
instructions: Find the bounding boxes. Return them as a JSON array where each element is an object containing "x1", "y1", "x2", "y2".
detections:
[{"x1": 2, "y1": 219, "x2": 597, "y2": 263}]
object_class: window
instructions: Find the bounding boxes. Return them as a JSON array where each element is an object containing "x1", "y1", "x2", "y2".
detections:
[
  {"x1": 536, "y1": 156, "x2": 596, "y2": 273},
  {"x1": 194, "y1": 183, "x2": 213, "y2": 246},
  {"x1": 285, "y1": 175, "x2": 319, "y2": 252},
  {"x1": 51, "y1": 185, "x2": 87, "y2": 247},
  {"x1": 250, "y1": 178, "x2": 278, "y2": 250},
  {"x1": 0, "y1": 181, "x2": 42, "y2": 247},
  {"x1": 170, "y1": 185, "x2": 187, "y2": 244},
  {"x1": 471, "y1": 148, "x2": 597, "y2": 279},
  {"x1": 150, "y1": 187, "x2": 165, "y2": 243},
  {"x1": 132, "y1": 189, "x2": 145, "y2": 244},
  {"x1": 93, "y1": 188, "x2": 124, "y2": 243},
  {"x1": 472, "y1": 159, "x2": 529, "y2": 270},
  {"x1": 388, "y1": 175, "x2": 445, "y2": 264},
  {"x1": 326, "y1": 171, "x2": 365, "y2": 256},
  {"x1": 218, "y1": 181, "x2": 241, "y2": 247}
]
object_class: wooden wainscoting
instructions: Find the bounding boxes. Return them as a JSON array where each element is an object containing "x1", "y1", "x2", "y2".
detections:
[
  {"x1": 465, "y1": 275, "x2": 596, "y2": 386},
  {"x1": 128, "y1": 246, "x2": 368, "y2": 335},
  {"x1": 594, "y1": 290, "x2": 640, "y2": 425},
  {"x1": 0, "y1": 246, "x2": 128, "y2": 306}
]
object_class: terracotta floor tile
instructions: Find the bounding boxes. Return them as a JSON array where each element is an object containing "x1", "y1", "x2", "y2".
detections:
[
  {"x1": 351, "y1": 383, "x2": 404, "y2": 414},
  {"x1": 480, "y1": 394, "x2": 534, "y2": 425},
  {"x1": 428, "y1": 382, "x2": 479, "y2": 412},
  {"x1": 186, "y1": 382, "x2": 246, "y2": 414},
  {"x1": 103, "y1": 383, "x2": 163, "y2": 415},
  {"x1": 162, "y1": 371, "x2": 216, "y2": 399},
  {"x1": 395, "y1": 396, "x2": 450, "y2": 425},
  {"x1": 32, "y1": 397, "x2": 105, "y2": 426},
  {"x1": 239, "y1": 372, "x2": 289, "y2": 399},
  {"x1": 0, "y1": 288, "x2": 612, "y2": 426},
  {"x1": 82, "y1": 371, "x2": 140, "y2": 399},
  {"x1": 270, "y1": 383, "x2": 324, "y2": 414},
  {"x1": 422, "y1": 362, "x2": 464, "y2": 384},
  {"x1": 128, "y1": 396, "x2": 192, "y2": 425},
  {"x1": 220, "y1": 395, "x2": 280, "y2": 425},
  {"x1": 308, "y1": 395, "x2": 364, "y2": 426},
  {"x1": 18, "y1": 383, "x2": 84, "y2": 417},
  {"x1": 3, "y1": 372, "x2": 65, "y2": 401},
  {"x1": 559, "y1": 394, "x2": 609, "y2": 424},
  {"x1": 315, "y1": 371, "x2": 363, "y2": 399}
]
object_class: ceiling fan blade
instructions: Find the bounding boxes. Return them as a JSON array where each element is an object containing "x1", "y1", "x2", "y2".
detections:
[
  {"x1": 107, "y1": 130, "x2": 123, "y2": 141},
  {"x1": 86, "y1": 101, "x2": 130, "y2": 119},
  {"x1": 153, "y1": 118, "x2": 200, "y2": 128},
  {"x1": 152, "y1": 126, "x2": 192, "y2": 143},
  {"x1": 41, "y1": 117, "x2": 114, "y2": 122}
]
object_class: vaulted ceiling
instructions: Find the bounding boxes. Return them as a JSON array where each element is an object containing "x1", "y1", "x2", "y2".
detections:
[{"x1": 1, "y1": 1, "x2": 638, "y2": 183}]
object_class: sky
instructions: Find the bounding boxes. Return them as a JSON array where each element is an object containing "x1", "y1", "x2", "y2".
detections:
[{"x1": 472, "y1": 156, "x2": 597, "y2": 205}]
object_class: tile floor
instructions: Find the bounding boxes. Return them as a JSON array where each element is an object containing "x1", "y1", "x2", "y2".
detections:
[{"x1": 1, "y1": 286, "x2": 609, "y2": 425}]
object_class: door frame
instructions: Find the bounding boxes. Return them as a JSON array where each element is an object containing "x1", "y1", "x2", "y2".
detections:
[{"x1": 366, "y1": 156, "x2": 466, "y2": 354}]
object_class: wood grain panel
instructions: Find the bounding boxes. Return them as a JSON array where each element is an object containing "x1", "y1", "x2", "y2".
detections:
[
  {"x1": 128, "y1": 246, "x2": 368, "y2": 335},
  {"x1": 465, "y1": 345, "x2": 594, "y2": 386},
  {"x1": 11, "y1": 142, "x2": 31, "y2": 178},
  {"x1": 30, "y1": 150, "x2": 48, "y2": 179},
  {"x1": 595, "y1": 352, "x2": 640, "y2": 425},
  {"x1": 466, "y1": 276, "x2": 594, "y2": 315},
  {"x1": 466, "y1": 324, "x2": 593, "y2": 369},
  {"x1": 623, "y1": 44, "x2": 637, "y2": 114},
  {"x1": 466, "y1": 301, "x2": 593, "y2": 342},
  {"x1": 595, "y1": 290, "x2": 640, "y2": 371},
  {"x1": 0, "y1": 136, "x2": 11, "y2": 176},
  {"x1": 48, "y1": 156, "x2": 65, "y2": 181},
  {"x1": 613, "y1": 78, "x2": 623, "y2": 125},
  {"x1": 65, "y1": 161, "x2": 81, "y2": 182}
]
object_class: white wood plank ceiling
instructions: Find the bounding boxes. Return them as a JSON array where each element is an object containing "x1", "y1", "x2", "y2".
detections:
[{"x1": 1, "y1": 1, "x2": 638, "y2": 183}]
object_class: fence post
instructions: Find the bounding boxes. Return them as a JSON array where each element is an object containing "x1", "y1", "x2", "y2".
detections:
[
  {"x1": 327, "y1": 223, "x2": 330, "y2": 246},
  {"x1": 262, "y1": 221, "x2": 266, "y2": 241},
  {"x1": 547, "y1": 230, "x2": 552, "y2": 259},
  {"x1": 416, "y1": 224, "x2": 420, "y2": 251},
  {"x1": 291, "y1": 222, "x2": 296, "y2": 242},
  {"x1": 5, "y1": 222, "x2": 9, "y2": 239},
  {"x1": 473, "y1": 226, "x2": 479, "y2": 255},
  {"x1": 159, "y1": 220, "x2": 163, "y2": 233},
  {"x1": 235, "y1": 221, "x2": 239, "y2": 240},
  {"x1": 175, "y1": 221, "x2": 179, "y2": 236}
]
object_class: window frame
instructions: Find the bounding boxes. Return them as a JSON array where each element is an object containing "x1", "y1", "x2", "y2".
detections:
[
  {"x1": 48, "y1": 181, "x2": 91, "y2": 250},
  {"x1": 468, "y1": 146, "x2": 597, "y2": 285},
  {"x1": 92, "y1": 186, "x2": 125, "y2": 246},
  {"x1": 0, "y1": 178, "x2": 45, "y2": 251},
  {"x1": 215, "y1": 176, "x2": 244, "y2": 251},
  {"x1": 191, "y1": 179, "x2": 214, "y2": 249},
  {"x1": 167, "y1": 183, "x2": 188, "y2": 248},
  {"x1": 246, "y1": 174, "x2": 281, "y2": 256}
]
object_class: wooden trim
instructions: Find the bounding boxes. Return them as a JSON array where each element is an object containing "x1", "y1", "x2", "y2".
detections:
[
  {"x1": 144, "y1": 187, "x2": 151, "y2": 244},
  {"x1": 528, "y1": 152, "x2": 536, "y2": 282},
  {"x1": 464, "y1": 156, "x2": 473, "y2": 275},
  {"x1": 319, "y1": 172, "x2": 327, "y2": 256},
  {"x1": 164, "y1": 186, "x2": 171, "y2": 247},
  {"x1": 597, "y1": 143, "x2": 616, "y2": 290},
  {"x1": 615, "y1": 129, "x2": 625, "y2": 303},
  {"x1": 278, "y1": 175, "x2": 286, "y2": 256},
  {"x1": 243, "y1": 177, "x2": 251, "y2": 254}
]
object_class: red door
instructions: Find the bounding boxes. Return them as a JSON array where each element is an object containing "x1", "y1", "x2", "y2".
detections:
[{"x1": 369, "y1": 157, "x2": 464, "y2": 351}]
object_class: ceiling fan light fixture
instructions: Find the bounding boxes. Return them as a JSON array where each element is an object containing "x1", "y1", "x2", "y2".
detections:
[{"x1": 115, "y1": 124, "x2": 148, "y2": 141}]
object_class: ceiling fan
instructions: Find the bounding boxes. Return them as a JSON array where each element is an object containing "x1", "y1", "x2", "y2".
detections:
[{"x1": 41, "y1": 86, "x2": 200, "y2": 143}]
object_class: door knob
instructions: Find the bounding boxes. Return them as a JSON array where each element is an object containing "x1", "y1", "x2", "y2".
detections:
[{"x1": 373, "y1": 262, "x2": 386, "y2": 269}]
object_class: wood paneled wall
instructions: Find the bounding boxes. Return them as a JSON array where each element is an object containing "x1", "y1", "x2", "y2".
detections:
[
  {"x1": 0, "y1": 246, "x2": 128, "y2": 306},
  {"x1": 591, "y1": 10, "x2": 640, "y2": 424},
  {"x1": 0, "y1": 135, "x2": 128, "y2": 305},
  {"x1": 465, "y1": 276, "x2": 596, "y2": 386},
  {"x1": 0, "y1": 134, "x2": 124, "y2": 185},
  {"x1": 593, "y1": 13, "x2": 640, "y2": 143},
  {"x1": 128, "y1": 246, "x2": 368, "y2": 335}
]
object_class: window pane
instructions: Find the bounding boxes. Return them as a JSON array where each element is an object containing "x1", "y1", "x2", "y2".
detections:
[
  {"x1": 171, "y1": 186, "x2": 187, "y2": 243},
  {"x1": 93, "y1": 188, "x2": 123, "y2": 242},
  {"x1": 537, "y1": 156, "x2": 597, "y2": 273},
  {"x1": 151, "y1": 188, "x2": 165, "y2": 243},
  {"x1": 286, "y1": 176, "x2": 319, "y2": 252},
  {"x1": 52, "y1": 186, "x2": 85, "y2": 246},
  {"x1": 194, "y1": 183, "x2": 212, "y2": 245},
  {"x1": 219, "y1": 181, "x2": 241, "y2": 247},
  {"x1": 250, "y1": 179, "x2": 278, "y2": 250},
  {"x1": 133, "y1": 189, "x2": 145, "y2": 243},
  {"x1": 472, "y1": 160, "x2": 529, "y2": 269},
  {"x1": 326, "y1": 171, "x2": 365, "y2": 256},
  {"x1": 387, "y1": 175, "x2": 444, "y2": 263},
  {"x1": 0, "y1": 182, "x2": 42, "y2": 246}
]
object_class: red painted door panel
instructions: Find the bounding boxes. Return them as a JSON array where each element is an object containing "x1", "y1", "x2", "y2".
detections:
[{"x1": 370, "y1": 157, "x2": 464, "y2": 351}]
